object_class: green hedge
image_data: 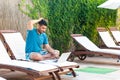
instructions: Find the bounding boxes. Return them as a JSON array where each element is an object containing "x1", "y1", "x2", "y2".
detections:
[{"x1": 19, "y1": 0, "x2": 117, "y2": 53}]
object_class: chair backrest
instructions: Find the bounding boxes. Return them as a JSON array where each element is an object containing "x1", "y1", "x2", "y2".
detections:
[
  {"x1": 1, "y1": 32, "x2": 26, "y2": 60},
  {"x1": 72, "y1": 35, "x2": 100, "y2": 51},
  {"x1": 0, "y1": 39, "x2": 11, "y2": 60},
  {"x1": 97, "y1": 27, "x2": 117, "y2": 47},
  {"x1": 109, "y1": 27, "x2": 120, "y2": 43}
]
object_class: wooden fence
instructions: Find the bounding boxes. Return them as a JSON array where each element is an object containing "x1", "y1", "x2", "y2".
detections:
[{"x1": 0, "y1": 0, "x2": 31, "y2": 39}]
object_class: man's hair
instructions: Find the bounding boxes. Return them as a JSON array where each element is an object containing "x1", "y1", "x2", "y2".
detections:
[{"x1": 38, "y1": 19, "x2": 47, "y2": 26}]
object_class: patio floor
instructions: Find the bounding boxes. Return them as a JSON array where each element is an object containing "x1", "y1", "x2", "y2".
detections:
[{"x1": 1, "y1": 55, "x2": 120, "y2": 80}]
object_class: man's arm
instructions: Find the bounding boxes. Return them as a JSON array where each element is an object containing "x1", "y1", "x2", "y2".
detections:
[
  {"x1": 44, "y1": 44, "x2": 55, "y2": 54},
  {"x1": 44, "y1": 44, "x2": 60, "y2": 58},
  {"x1": 27, "y1": 18, "x2": 43, "y2": 30}
]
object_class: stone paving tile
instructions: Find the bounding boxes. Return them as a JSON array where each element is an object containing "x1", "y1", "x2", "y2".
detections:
[{"x1": 72, "y1": 56, "x2": 120, "y2": 80}]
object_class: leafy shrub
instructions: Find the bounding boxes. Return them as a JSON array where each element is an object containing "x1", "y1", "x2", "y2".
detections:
[{"x1": 19, "y1": 0, "x2": 117, "y2": 53}]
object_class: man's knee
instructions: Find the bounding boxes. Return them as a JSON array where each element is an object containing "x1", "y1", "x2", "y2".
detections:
[{"x1": 30, "y1": 52, "x2": 43, "y2": 61}]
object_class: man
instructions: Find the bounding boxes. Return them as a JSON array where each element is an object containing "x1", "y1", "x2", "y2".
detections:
[{"x1": 25, "y1": 18, "x2": 59, "y2": 61}]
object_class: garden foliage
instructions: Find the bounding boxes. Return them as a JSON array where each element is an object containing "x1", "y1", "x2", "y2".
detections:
[{"x1": 19, "y1": 0, "x2": 117, "y2": 53}]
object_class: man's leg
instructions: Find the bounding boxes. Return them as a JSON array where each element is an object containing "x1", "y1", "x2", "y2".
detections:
[
  {"x1": 30, "y1": 50, "x2": 60, "y2": 61},
  {"x1": 40, "y1": 50, "x2": 60, "y2": 59},
  {"x1": 30, "y1": 52, "x2": 43, "y2": 61},
  {"x1": 30, "y1": 52, "x2": 54, "y2": 61}
]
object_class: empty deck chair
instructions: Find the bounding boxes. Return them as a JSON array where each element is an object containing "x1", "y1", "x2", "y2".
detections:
[
  {"x1": 71, "y1": 34, "x2": 120, "y2": 62},
  {"x1": 109, "y1": 27, "x2": 120, "y2": 45},
  {"x1": 0, "y1": 30, "x2": 79, "y2": 78},
  {"x1": 0, "y1": 38, "x2": 59, "y2": 80},
  {"x1": 0, "y1": 30, "x2": 25, "y2": 60},
  {"x1": 97, "y1": 27, "x2": 120, "y2": 49}
]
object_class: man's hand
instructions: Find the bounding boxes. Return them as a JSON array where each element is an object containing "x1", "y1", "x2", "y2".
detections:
[
  {"x1": 39, "y1": 18, "x2": 43, "y2": 21},
  {"x1": 27, "y1": 18, "x2": 44, "y2": 30}
]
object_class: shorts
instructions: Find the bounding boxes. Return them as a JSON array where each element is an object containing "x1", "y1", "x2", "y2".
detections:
[{"x1": 26, "y1": 50, "x2": 48, "y2": 60}]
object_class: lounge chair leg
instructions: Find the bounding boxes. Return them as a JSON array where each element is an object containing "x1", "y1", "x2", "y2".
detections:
[
  {"x1": 68, "y1": 53, "x2": 75, "y2": 61},
  {"x1": 54, "y1": 71, "x2": 61, "y2": 80},
  {"x1": 117, "y1": 60, "x2": 119, "y2": 62},
  {"x1": 49, "y1": 72, "x2": 56, "y2": 80},
  {"x1": 69, "y1": 68, "x2": 76, "y2": 77},
  {"x1": 77, "y1": 54, "x2": 87, "y2": 60},
  {"x1": 117, "y1": 56, "x2": 120, "y2": 62}
]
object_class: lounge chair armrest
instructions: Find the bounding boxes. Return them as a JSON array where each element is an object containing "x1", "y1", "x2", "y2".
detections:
[{"x1": 71, "y1": 34, "x2": 82, "y2": 37}]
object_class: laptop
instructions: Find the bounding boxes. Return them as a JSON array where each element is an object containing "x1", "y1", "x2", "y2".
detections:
[
  {"x1": 40, "y1": 52, "x2": 71, "y2": 64},
  {"x1": 57, "y1": 52, "x2": 71, "y2": 63}
]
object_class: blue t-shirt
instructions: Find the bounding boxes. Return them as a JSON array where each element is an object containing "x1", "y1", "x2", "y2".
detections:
[{"x1": 25, "y1": 29, "x2": 48, "y2": 53}]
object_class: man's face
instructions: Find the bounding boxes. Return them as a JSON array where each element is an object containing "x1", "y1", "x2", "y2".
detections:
[{"x1": 37, "y1": 24, "x2": 47, "y2": 33}]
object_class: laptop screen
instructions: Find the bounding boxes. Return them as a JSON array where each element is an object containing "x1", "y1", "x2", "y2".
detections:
[{"x1": 57, "y1": 52, "x2": 71, "y2": 63}]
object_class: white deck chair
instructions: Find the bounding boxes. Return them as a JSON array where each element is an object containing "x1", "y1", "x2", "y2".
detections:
[
  {"x1": 0, "y1": 39, "x2": 60, "y2": 80},
  {"x1": 0, "y1": 77, "x2": 6, "y2": 80},
  {"x1": 97, "y1": 27, "x2": 120, "y2": 49},
  {"x1": 0, "y1": 31, "x2": 26, "y2": 60},
  {"x1": 71, "y1": 34, "x2": 120, "y2": 62},
  {"x1": 109, "y1": 27, "x2": 120, "y2": 45},
  {"x1": 0, "y1": 30, "x2": 79, "y2": 78}
]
